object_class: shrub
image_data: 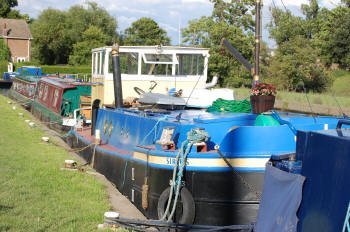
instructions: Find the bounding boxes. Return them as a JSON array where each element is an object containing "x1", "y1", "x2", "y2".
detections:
[{"x1": 15, "y1": 64, "x2": 91, "y2": 75}]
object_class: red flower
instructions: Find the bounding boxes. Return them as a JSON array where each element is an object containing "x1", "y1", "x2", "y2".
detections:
[{"x1": 250, "y1": 83, "x2": 276, "y2": 96}]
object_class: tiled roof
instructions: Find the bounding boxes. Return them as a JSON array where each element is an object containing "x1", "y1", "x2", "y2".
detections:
[{"x1": 0, "y1": 18, "x2": 32, "y2": 39}]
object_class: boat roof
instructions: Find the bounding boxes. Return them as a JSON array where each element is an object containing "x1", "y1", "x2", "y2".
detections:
[
  {"x1": 39, "y1": 77, "x2": 91, "y2": 90},
  {"x1": 92, "y1": 45, "x2": 209, "y2": 55},
  {"x1": 15, "y1": 75, "x2": 41, "y2": 83}
]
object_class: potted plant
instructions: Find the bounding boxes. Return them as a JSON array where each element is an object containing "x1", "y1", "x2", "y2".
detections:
[{"x1": 250, "y1": 83, "x2": 276, "y2": 114}]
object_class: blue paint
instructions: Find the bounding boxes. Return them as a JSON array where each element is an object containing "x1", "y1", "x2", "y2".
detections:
[
  {"x1": 93, "y1": 108, "x2": 343, "y2": 172},
  {"x1": 297, "y1": 129, "x2": 350, "y2": 232}
]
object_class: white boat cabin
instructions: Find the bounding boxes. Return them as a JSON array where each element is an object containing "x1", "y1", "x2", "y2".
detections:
[{"x1": 91, "y1": 45, "x2": 211, "y2": 106}]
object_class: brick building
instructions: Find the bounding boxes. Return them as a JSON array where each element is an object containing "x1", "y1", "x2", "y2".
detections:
[{"x1": 0, "y1": 19, "x2": 33, "y2": 62}]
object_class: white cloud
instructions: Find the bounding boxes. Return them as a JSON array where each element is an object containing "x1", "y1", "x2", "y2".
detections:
[{"x1": 182, "y1": 0, "x2": 210, "y2": 3}]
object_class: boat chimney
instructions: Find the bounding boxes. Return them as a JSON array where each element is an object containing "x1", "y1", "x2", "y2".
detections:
[
  {"x1": 91, "y1": 99, "x2": 101, "y2": 136},
  {"x1": 111, "y1": 44, "x2": 123, "y2": 109},
  {"x1": 253, "y1": 0, "x2": 262, "y2": 87}
]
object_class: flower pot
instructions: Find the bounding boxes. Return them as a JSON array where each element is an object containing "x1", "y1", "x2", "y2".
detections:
[{"x1": 250, "y1": 95, "x2": 275, "y2": 114}]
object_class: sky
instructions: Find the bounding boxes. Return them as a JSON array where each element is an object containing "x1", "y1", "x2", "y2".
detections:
[{"x1": 16, "y1": 0, "x2": 341, "y2": 46}]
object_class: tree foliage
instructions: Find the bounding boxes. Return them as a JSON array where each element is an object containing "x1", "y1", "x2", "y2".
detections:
[
  {"x1": 267, "y1": 36, "x2": 331, "y2": 92},
  {"x1": 123, "y1": 17, "x2": 170, "y2": 45},
  {"x1": 0, "y1": 39, "x2": 10, "y2": 61},
  {"x1": 69, "y1": 26, "x2": 109, "y2": 65},
  {"x1": 31, "y1": 2, "x2": 117, "y2": 65},
  {"x1": 268, "y1": 0, "x2": 349, "y2": 91},
  {"x1": 0, "y1": 0, "x2": 17, "y2": 17},
  {"x1": 31, "y1": 9, "x2": 69, "y2": 64},
  {"x1": 181, "y1": 0, "x2": 255, "y2": 88}
]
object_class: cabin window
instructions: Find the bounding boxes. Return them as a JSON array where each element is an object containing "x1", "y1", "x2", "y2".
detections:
[
  {"x1": 142, "y1": 54, "x2": 174, "y2": 64},
  {"x1": 140, "y1": 54, "x2": 176, "y2": 76},
  {"x1": 52, "y1": 89, "x2": 59, "y2": 107},
  {"x1": 43, "y1": 85, "x2": 49, "y2": 101},
  {"x1": 176, "y1": 54, "x2": 205, "y2": 75},
  {"x1": 38, "y1": 83, "x2": 44, "y2": 99},
  {"x1": 108, "y1": 52, "x2": 138, "y2": 75},
  {"x1": 92, "y1": 51, "x2": 105, "y2": 75}
]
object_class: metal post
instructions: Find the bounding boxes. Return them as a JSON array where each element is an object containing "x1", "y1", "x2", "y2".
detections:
[
  {"x1": 254, "y1": 0, "x2": 262, "y2": 87},
  {"x1": 111, "y1": 44, "x2": 123, "y2": 109}
]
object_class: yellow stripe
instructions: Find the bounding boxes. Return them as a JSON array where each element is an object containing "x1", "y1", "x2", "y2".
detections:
[{"x1": 133, "y1": 152, "x2": 269, "y2": 168}]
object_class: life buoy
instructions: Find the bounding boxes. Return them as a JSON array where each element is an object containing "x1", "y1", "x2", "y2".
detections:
[{"x1": 157, "y1": 186, "x2": 195, "y2": 224}]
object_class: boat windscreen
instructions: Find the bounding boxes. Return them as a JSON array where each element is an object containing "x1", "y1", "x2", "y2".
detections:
[
  {"x1": 176, "y1": 54, "x2": 205, "y2": 75},
  {"x1": 142, "y1": 54, "x2": 175, "y2": 64}
]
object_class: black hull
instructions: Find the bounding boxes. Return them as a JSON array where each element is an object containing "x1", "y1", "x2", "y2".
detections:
[
  {"x1": 0, "y1": 80, "x2": 13, "y2": 89},
  {"x1": 68, "y1": 134, "x2": 263, "y2": 226}
]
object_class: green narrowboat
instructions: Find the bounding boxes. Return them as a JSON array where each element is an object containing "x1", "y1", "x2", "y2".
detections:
[{"x1": 32, "y1": 77, "x2": 92, "y2": 130}]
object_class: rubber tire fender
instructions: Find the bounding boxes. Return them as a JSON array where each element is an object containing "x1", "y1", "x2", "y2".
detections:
[{"x1": 157, "y1": 186, "x2": 195, "y2": 224}]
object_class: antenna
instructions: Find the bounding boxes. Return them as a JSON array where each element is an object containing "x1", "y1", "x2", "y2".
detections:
[
  {"x1": 332, "y1": 91, "x2": 347, "y2": 118},
  {"x1": 303, "y1": 85, "x2": 316, "y2": 123}
]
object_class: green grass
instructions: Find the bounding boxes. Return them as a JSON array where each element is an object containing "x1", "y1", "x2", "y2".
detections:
[
  {"x1": 0, "y1": 95, "x2": 111, "y2": 231},
  {"x1": 331, "y1": 70, "x2": 350, "y2": 97}
]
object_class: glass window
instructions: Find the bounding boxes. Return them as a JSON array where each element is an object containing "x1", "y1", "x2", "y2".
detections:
[
  {"x1": 92, "y1": 53, "x2": 97, "y2": 74},
  {"x1": 109, "y1": 52, "x2": 138, "y2": 74},
  {"x1": 176, "y1": 54, "x2": 205, "y2": 75},
  {"x1": 142, "y1": 54, "x2": 174, "y2": 64},
  {"x1": 52, "y1": 89, "x2": 59, "y2": 107},
  {"x1": 43, "y1": 85, "x2": 48, "y2": 101},
  {"x1": 38, "y1": 83, "x2": 44, "y2": 99},
  {"x1": 141, "y1": 60, "x2": 172, "y2": 75}
]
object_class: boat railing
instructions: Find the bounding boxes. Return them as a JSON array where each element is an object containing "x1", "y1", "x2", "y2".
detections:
[{"x1": 60, "y1": 73, "x2": 91, "y2": 83}]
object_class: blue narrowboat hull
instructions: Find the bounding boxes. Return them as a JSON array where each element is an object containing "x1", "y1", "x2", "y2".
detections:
[{"x1": 67, "y1": 108, "x2": 343, "y2": 225}]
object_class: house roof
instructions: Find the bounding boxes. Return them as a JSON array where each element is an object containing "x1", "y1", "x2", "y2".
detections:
[{"x1": 0, "y1": 19, "x2": 32, "y2": 40}]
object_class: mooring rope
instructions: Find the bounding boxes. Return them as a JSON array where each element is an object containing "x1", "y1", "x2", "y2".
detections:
[{"x1": 161, "y1": 128, "x2": 209, "y2": 222}]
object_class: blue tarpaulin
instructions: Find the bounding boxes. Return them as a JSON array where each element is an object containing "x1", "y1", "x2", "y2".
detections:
[{"x1": 255, "y1": 164, "x2": 305, "y2": 232}]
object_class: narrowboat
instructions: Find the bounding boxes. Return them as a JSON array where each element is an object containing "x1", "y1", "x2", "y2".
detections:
[
  {"x1": 0, "y1": 72, "x2": 18, "y2": 89},
  {"x1": 8, "y1": 66, "x2": 45, "y2": 109},
  {"x1": 66, "y1": 45, "x2": 346, "y2": 226},
  {"x1": 32, "y1": 77, "x2": 92, "y2": 130}
]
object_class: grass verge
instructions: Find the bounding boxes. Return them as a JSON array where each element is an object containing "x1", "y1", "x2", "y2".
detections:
[{"x1": 0, "y1": 95, "x2": 110, "y2": 231}]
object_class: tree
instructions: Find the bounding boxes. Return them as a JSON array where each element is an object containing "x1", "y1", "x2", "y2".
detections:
[
  {"x1": 6, "y1": 9, "x2": 32, "y2": 23},
  {"x1": 181, "y1": 0, "x2": 255, "y2": 87},
  {"x1": 65, "y1": 2, "x2": 117, "y2": 47},
  {"x1": 31, "y1": 9, "x2": 69, "y2": 64},
  {"x1": 31, "y1": 2, "x2": 117, "y2": 64},
  {"x1": 0, "y1": 39, "x2": 10, "y2": 61},
  {"x1": 123, "y1": 17, "x2": 170, "y2": 45},
  {"x1": 69, "y1": 26, "x2": 109, "y2": 65},
  {"x1": 328, "y1": 7, "x2": 350, "y2": 68},
  {"x1": 0, "y1": 0, "x2": 17, "y2": 17},
  {"x1": 268, "y1": 8, "x2": 307, "y2": 46},
  {"x1": 342, "y1": 0, "x2": 350, "y2": 7},
  {"x1": 267, "y1": 36, "x2": 332, "y2": 92}
]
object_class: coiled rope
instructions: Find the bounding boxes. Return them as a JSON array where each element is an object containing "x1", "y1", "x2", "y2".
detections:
[
  {"x1": 161, "y1": 128, "x2": 209, "y2": 222},
  {"x1": 207, "y1": 99, "x2": 251, "y2": 113}
]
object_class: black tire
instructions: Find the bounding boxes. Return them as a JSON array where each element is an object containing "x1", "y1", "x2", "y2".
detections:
[
  {"x1": 157, "y1": 187, "x2": 195, "y2": 224},
  {"x1": 134, "y1": 87, "x2": 145, "y2": 95}
]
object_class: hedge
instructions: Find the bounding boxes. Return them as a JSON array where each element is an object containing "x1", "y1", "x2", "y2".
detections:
[{"x1": 14, "y1": 62, "x2": 91, "y2": 75}]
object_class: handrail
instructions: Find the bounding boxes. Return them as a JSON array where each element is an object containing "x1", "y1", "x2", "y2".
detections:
[{"x1": 271, "y1": 111, "x2": 297, "y2": 135}]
